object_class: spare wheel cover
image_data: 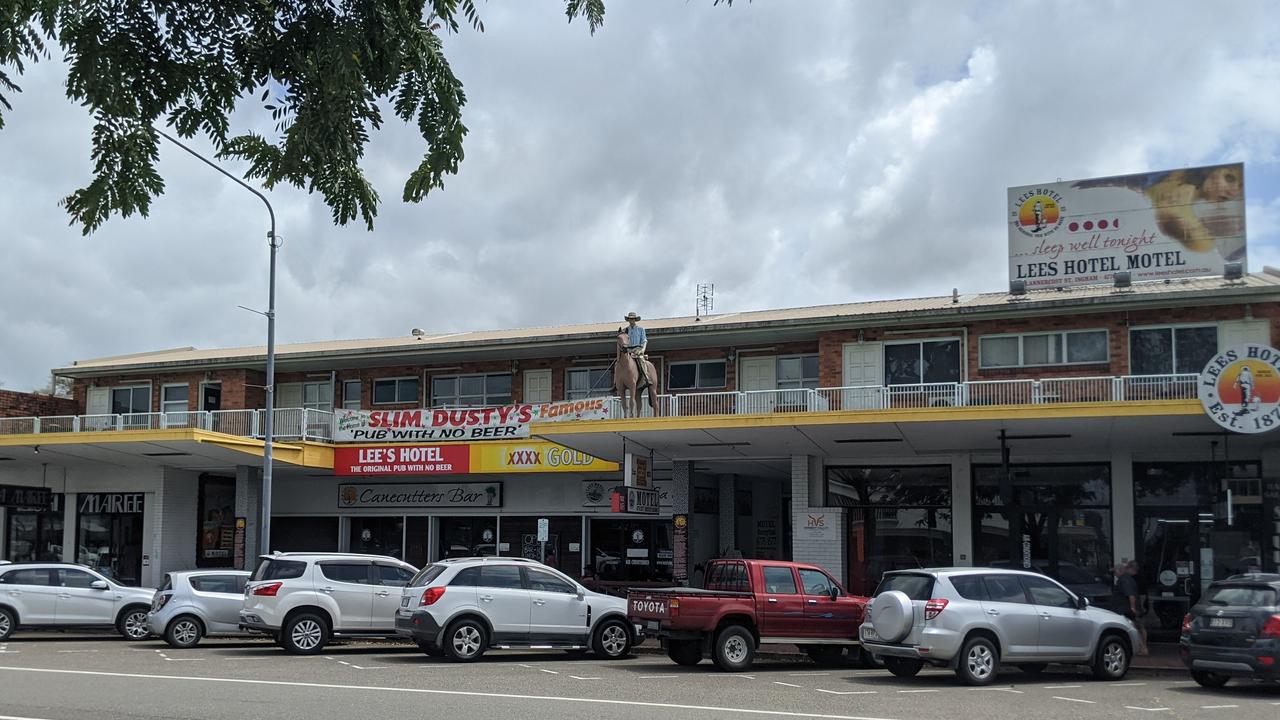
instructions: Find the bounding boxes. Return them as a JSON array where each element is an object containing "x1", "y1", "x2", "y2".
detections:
[{"x1": 870, "y1": 591, "x2": 913, "y2": 642}]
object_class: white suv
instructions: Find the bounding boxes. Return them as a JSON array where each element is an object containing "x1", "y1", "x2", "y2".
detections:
[
  {"x1": 0, "y1": 562, "x2": 155, "y2": 640},
  {"x1": 395, "y1": 557, "x2": 636, "y2": 662},
  {"x1": 240, "y1": 553, "x2": 417, "y2": 654}
]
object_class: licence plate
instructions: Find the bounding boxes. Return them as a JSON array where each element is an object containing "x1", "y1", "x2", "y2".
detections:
[
  {"x1": 401, "y1": 596, "x2": 410, "y2": 608},
  {"x1": 1209, "y1": 617, "x2": 1233, "y2": 628},
  {"x1": 861, "y1": 626, "x2": 880, "y2": 641}
]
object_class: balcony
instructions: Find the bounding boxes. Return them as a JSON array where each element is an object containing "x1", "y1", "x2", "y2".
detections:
[
  {"x1": 0, "y1": 408, "x2": 335, "y2": 441},
  {"x1": 0, "y1": 374, "x2": 1199, "y2": 440}
]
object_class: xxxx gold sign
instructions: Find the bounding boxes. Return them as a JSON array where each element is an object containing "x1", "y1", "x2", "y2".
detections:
[{"x1": 470, "y1": 441, "x2": 618, "y2": 473}]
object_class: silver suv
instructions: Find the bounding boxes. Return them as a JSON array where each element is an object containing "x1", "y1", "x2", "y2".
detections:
[
  {"x1": 0, "y1": 562, "x2": 155, "y2": 640},
  {"x1": 395, "y1": 557, "x2": 636, "y2": 662},
  {"x1": 240, "y1": 553, "x2": 417, "y2": 654},
  {"x1": 860, "y1": 568, "x2": 1139, "y2": 685}
]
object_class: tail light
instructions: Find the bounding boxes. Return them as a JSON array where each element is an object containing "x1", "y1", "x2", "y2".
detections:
[
  {"x1": 924, "y1": 599, "x2": 949, "y2": 620},
  {"x1": 251, "y1": 582, "x2": 282, "y2": 597},
  {"x1": 1181, "y1": 613, "x2": 1193, "y2": 636},
  {"x1": 152, "y1": 594, "x2": 170, "y2": 611},
  {"x1": 669, "y1": 598, "x2": 680, "y2": 618},
  {"x1": 1261, "y1": 614, "x2": 1280, "y2": 639},
  {"x1": 420, "y1": 587, "x2": 446, "y2": 606}
]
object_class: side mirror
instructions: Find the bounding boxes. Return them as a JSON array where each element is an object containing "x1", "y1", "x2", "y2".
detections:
[
  {"x1": 90, "y1": 580, "x2": 108, "y2": 590},
  {"x1": 577, "y1": 588, "x2": 586, "y2": 600},
  {"x1": 1077, "y1": 596, "x2": 1089, "y2": 610},
  {"x1": 829, "y1": 585, "x2": 840, "y2": 600}
]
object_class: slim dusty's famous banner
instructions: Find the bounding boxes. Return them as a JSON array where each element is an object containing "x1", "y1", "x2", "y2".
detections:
[
  {"x1": 333, "y1": 398, "x2": 611, "y2": 442},
  {"x1": 1008, "y1": 163, "x2": 1245, "y2": 288}
]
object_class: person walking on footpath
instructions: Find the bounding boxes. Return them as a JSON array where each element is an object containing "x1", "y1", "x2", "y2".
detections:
[{"x1": 1115, "y1": 562, "x2": 1148, "y2": 655}]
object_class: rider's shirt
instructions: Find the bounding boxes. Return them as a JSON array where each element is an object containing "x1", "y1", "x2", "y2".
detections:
[{"x1": 627, "y1": 325, "x2": 647, "y2": 348}]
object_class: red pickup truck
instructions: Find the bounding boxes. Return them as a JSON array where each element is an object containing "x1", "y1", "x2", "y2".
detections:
[{"x1": 628, "y1": 558, "x2": 869, "y2": 671}]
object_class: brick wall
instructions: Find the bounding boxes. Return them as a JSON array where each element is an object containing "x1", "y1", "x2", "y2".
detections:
[
  {"x1": 58, "y1": 300, "x2": 1280, "y2": 411},
  {"x1": 0, "y1": 389, "x2": 77, "y2": 418},
  {"x1": 789, "y1": 455, "x2": 846, "y2": 585}
]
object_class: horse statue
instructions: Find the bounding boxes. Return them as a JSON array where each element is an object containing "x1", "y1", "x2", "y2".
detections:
[{"x1": 614, "y1": 328, "x2": 659, "y2": 418}]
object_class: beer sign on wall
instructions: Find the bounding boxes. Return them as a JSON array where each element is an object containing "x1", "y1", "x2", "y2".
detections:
[{"x1": 1009, "y1": 163, "x2": 1245, "y2": 288}]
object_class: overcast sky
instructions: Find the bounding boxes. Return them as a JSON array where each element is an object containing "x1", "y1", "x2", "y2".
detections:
[{"x1": 2, "y1": 1, "x2": 1278, "y2": 391}]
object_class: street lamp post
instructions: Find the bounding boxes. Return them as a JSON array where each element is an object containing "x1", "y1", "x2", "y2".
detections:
[{"x1": 157, "y1": 129, "x2": 278, "y2": 557}]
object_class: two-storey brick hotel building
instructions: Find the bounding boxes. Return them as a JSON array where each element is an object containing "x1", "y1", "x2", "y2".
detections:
[{"x1": 3, "y1": 271, "x2": 1280, "y2": 638}]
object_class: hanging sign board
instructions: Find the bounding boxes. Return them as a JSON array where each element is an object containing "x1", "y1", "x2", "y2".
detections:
[
  {"x1": 1198, "y1": 344, "x2": 1280, "y2": 434},
  {"x1": 624, "y1": 453, "x2": 651, "y2": 488},
  {"x1": 0, "y1": 484, "x2": 53, "y2": 510}
]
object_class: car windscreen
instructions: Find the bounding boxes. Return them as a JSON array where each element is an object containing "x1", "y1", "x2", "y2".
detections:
[
  {"x1": 1202, "y1": 584, "x2": 1277, "y2": 607},
  {"x1": 873, "y1": 573, "x2": 935, "y2": 600},
  {"x1": 409, "y1": 564, "x2": 447, "y2": 587},
  {"x1": 252, "y1": 559, "x2": 307, "y2": 581}
]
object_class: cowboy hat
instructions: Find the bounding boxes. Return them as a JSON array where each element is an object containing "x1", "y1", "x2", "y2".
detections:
[{"x1": 624, "y1": 312, "x2": 641, "y2": 321}]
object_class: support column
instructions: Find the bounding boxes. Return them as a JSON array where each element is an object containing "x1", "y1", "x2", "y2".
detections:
[
  {"x1": 235, "y1": 465, "x2": 262, "y2": 563},
  {"x1": 790, "y1": 455, "x2": 846, "y2": 585},
  {"x1": 62, "y1": 493, "x2": 77, "y2": 564},
  {"x1": 672, "y1": 460, "x2": 693, "y2": 585},
  {"x1": 718, "y1": 474, "x2": 736, "y2": 555},
  {"x1": 1259, "y1": 448, "x2": 1280, "y2": 573},
  {"x1": 951, "y1": 454, "x2": 973, "y2": 566},
  {"x1": 1111, "y1": 450, "x2": 1136, "y2": 565}
]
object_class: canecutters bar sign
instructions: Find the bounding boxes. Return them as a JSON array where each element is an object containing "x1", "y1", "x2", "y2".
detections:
[
  {"x1": 333, "y1": 398, "x2": 611, "y2": 442},
  {"x1": 338, "y1": 482, "x2": 501, "y2": 509}
]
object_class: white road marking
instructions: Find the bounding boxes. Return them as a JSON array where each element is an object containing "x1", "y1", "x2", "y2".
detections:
[
  {"x1": 773, "y1": 682, "x2": 802, "y2": 688},
  {"x1": 968, "y1": 687, "x2": 1021, "y2": 693},
  {"x1": 897, "y1": 689, "x2": 939, "y2": 694},
  {"x1": 1200, "y1": 706, "x2": 1238, "y2": 710},
  {"x1": 788, "y1": 672, "x2": 831, "y2": 676},
  {"x1": 350, "y1": 666, "x2": 386, "y2": 671},
  {"x1": 0, "y1": 666, "x2": 902, "y2": 720},
  {"x1": 639, "y1": 675, "x2": 680, "y2": 679},
  {"x1": 539, "y1": 669, "x2": 559, "y2": 675},
  {"x1": 1042, "y1": 684, "x2": 1081, "y2": 689},
  {"x1": 816, "y1": 690, "x2": 877, "y2": 696},
  {"x1": 57, "y1": 650, "x2": 99, "y2": 654},
  {"x1": 517, "y1": 663, "x2": 534, "y2": 668},
  {"x1": 1, "y1": 715, "x2": 64, "y2": 720},
  {"x1": 568, "y1": 676, "x2": 599, "y2": 681},
  {"x1": 1124, "y1": 707, "x2": 1169, "y2": 712},
  {"x1": 1111, "y1": 682, "x2": 1147, "y2": 687},
  {"x1": 1052, "y1": 697, "x2": 1095, "y2": 704}
]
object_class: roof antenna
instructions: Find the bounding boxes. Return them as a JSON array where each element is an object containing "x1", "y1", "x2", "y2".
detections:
[{"x1": 696, "y1": 283, "x2": 714, "y2": 320}]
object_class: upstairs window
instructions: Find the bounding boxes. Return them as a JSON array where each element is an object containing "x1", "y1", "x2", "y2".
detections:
[
  {"x1": 372, "y1": 377, "x2": 420, "y2": 405},
  {"x1": 668, "y1": 360, "x2": 727, "y2": 390},
  {"x1": 777, "y1": 355, "x2": 820, "y2": 389},
  {"x1": 979, "y1": 330, "x2": 1108, "y2": 368},
  {"x1": 1130, "y1": 325, "x2": 1218, "y2": 375},
  {"x1": 431, "y1": 374, "x2": 512, "y2": 407},
  {"x1": 111, "y1": 386, "x2": 150, "y2": 414},
  {"x1": 884, "y1": 340, "x2": 961, "y2": 385},
  {"x1": 566, "y1": 367, "x2": 613, "y2": 400}
]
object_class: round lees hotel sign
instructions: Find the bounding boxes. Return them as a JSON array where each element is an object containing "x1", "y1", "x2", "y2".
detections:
[{"x1": 1199, "y1": 344, "x2": 1280, "y2": 434}]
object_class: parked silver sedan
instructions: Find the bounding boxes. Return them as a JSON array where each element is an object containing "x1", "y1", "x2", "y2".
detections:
[{"x1": 147, "y1": 570, "x2": 251, "y2": 648}]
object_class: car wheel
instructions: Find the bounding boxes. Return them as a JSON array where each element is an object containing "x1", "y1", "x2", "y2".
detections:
[
  {"x1": 444, "y1": 619, "x2": 487, "y2": 662},
  {"x1": 117, "y1": 606, "x2": 151, "y2": 640},
  {"x1": 1091, "y1": 635, "x2": 1130, "y2": 681},
  {"x1": 712, "y1": 625, "x2": 755, "y2": 672},
  {"x1": 1019, "y1": 663, "x2": 1048, "y2": 675},
  {"x1": 667, "y1": 640, "x2": 702, "y2": 666},
  {"x1": 804, "y1": 646, "x2": 848, "y2": 667},
  {"x1": 592, "y1": 619, "x2": 632, "y2": 659},
  {"x1": 956, "y1": 635, "x2": 1000, "y2": 686},
  {"x1": 282, "y1": 613, "x2": 329, "y2": 655},
  {"x1": 1191, "y1": 670, "x2": 1230, "y2": 688},
  {"x1": 884, "y1": 656, "x2": 923, "y2": 678},
  {"x1": 165, "y1": 615, "x2": 204, "y2": 649},
  {"x1": 0, "y1": 607, "x2": 15, "y2": 640}
]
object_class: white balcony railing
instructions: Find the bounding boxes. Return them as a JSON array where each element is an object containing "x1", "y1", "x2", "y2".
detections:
[{"x1": 0, "y1": 374, "x2": 1199, "y2": 440}]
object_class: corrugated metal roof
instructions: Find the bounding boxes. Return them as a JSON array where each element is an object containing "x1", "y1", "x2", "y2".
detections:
[{"x1": 61, "y1": 271, "x2": 1280, "y2": 373}]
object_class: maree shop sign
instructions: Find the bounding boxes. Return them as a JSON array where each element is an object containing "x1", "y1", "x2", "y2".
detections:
[
  {"x1": 333, "y1": 440, "x2": 618, "y2": 476},
  {"x1": 0, "y1": 484, "x2": 53, "y2": 510},
  {"x1": 333, "y1": 398, "x2": 611, "y2": 442},
  {"x1": 338, "y1": 482, "x2": 501, "y2": 509},
  {"x1": 1199, "y1": 344, "x2": 1280, "y2": 434},
  {"x1": 1009, "y1": 163, "x2": 1245, "y2": 289}
]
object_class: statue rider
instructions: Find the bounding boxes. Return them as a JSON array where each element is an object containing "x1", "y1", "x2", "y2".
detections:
[{"x1": 624, "y1": 312, "x2": 651, "y2": 387}]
